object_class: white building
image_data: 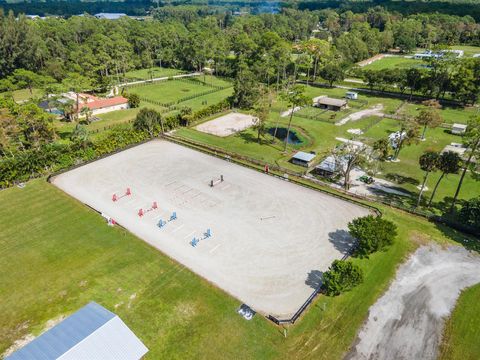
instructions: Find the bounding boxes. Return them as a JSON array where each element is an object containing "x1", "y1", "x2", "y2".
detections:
[
  {"x1": 451, "y1": 123, "x2": 467, "y2": 135},
  {"x1": 94, "y1": 13, "x2": 127, "y2": 20},
  {"x1": 345, "y1": 91, "x2": 358, "y2": 100}
]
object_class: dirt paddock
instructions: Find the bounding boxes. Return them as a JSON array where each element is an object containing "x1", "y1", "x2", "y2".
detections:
[
  {"x1": 195, "y1": 112, "x2": 256, "y2": 137},
  {"x1": 52, "y1": 140, "x2": 370, "y2": 318}
]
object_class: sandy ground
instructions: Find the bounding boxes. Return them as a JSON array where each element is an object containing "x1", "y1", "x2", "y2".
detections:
[
  {"x1": 52, "y1": 140, "x2": 370, "y2": 318},
  {"x1": 347, "y1": 168, "x2": 412, "y2": 197},
  {"x1": 281, "y1": 106, "x2": 301, "y2": 117},
  {"x1": 195, "y1": 112, "x2": 255, "y2": 137},
  {"x1": 346, "y1": 245, "x2": 480, "y2": 360},
  {"x1": 336, "y1": 104, "x2": 384, "y2": 126}
]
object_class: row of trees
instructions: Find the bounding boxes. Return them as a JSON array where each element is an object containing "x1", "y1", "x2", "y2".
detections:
[
  {"x1": 1, "y1": 7, "x2": 478, "y2": 98},
  {"x1": 360, "y1": 56, "x2": 480, "y2": 105}
]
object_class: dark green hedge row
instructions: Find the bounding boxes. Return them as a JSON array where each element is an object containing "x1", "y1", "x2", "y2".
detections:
[
  {"x1": 0, "y1": 126, "x2": 150, "y2": 188},
  {"x1": 189, "y1": 99, "x2": 231, "y2": 123}
]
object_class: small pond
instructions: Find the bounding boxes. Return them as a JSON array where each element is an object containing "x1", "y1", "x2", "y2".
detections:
[{"x1": 268, "y1": 127, "x2": 302, "y2": 145}]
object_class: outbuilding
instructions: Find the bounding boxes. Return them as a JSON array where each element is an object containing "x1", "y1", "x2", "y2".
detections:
[
  {"x1": 345, "y1": 91, "x2": 358, "y2": 100},
  {"x1": 313, "y1": 97, "x2": 347, "y2": 111},
  {"x1": 451, "y1": 123, "x2": 467, "y2": 135},
  {"x1": 291, "y1": 151, "x2": 316, "y2": 167},
  {"x1": 6, "y1": 302, "x2": 148, "y2": 360},
  {"x1": 314, "y1": 155, "x2": 337, "y2": 177}
]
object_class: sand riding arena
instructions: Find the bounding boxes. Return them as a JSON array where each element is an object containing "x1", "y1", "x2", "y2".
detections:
[
  {"x1": 51, "y1": 140, "x2": 370, "y2": 319},
  {"x1": 195, "y1": 112, "x2": 256, "y2": 137}
]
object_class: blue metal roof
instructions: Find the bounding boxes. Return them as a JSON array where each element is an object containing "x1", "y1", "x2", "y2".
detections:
[
  {"x1": 292, "y1": 151, "x2": 315, "y2": 162},
  {"x1": 6, "y1": 302, "x2": 147, "y2": 360}
]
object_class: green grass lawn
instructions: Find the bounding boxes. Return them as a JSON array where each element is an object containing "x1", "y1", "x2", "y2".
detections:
[
  {"x1": 124, "y1": 67, "x2": 185, "y2": 81},
  {"x1": 299, "y1": 85, "x2": 402, "y2": 115},
  {"x1": 402, "y1": 102, "x2": 479, "y2": 124},
  {"x1": 362, "y1": 118, "x2": 478, "y2": 205},
  {"x1": 439, "y1": 283, "x2": 480, "y2": 360},
  {"x1": 361, "y1": 56, "x2": 424, "y2": 71},
  {"x1": 448, "y1": 45, "x2": 480, "y2": 57},
  {"x1": 0, "y1": 88, "x2": 44, "y2": 103},
  {"x1": 1, "y1": 172, "x2": 476, "y2": 359},
  {"x1": 126, "y1": 77, "x2": 231, "y2": 105}
]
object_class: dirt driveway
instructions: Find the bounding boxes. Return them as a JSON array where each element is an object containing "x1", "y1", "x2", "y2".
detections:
[{"x1": 346, "y1": 245, "x2": 480, "y2": 360}]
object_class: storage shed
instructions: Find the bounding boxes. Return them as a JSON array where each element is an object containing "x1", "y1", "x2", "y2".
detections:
[
  {"x1": 313, "y1": 97, "x2": 347, "y2": 111},
  {"x1": 451, "y1": 123, "x2": 467, "y2": 135},
  {"x1": 6, "y1": 302, "x2": 148, "y2": 360},
  {"x1": 291, "y1": 151, "x2": 316, "y2": 167}
]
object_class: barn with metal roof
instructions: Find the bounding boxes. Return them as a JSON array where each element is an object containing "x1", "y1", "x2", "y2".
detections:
[
  {"x1": 291, "y1": 151, "x2": 316, "y2": 167},
  {"x1": 6, "y1": 302, "x2": 148, "y2": 360}
]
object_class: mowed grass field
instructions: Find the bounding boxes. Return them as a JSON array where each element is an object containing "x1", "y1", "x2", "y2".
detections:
[
  {"x1": 0, "y1": 88, "x2": 44, "y2": 103},
  {"x1": 402, "y1": 102, "x2": 479, "y2": 124},
  {"x1": 126, "y1": 76, "x2": 232, "y2": 104},
  {"x1": 1, "y1": 172, "x2": 476, "y2": 359},
  {"x1": 448, "y1": 45, "x2": 480, "y2": 57},
  {"x1": 440, "y1": 283, "x2": 480, "y2": 360},
  {"x1": 361, "y1": 56, "x2": 424, "y2": 71},
  {"x1": 124, "y1": 67, "x2": 185, "y2": 81}
]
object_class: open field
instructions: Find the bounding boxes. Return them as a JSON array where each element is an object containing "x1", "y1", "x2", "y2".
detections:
[
  {"x1": 402, "y1": 102, "x2": 479, "y2": 124},
  {"x1": 361, "y1": 56, "x2": 424, "y2": 71},
  {"x1": 448, "y1": 45, "x2": 480, "y2": 57},
  {"x1": 124, "y1": 67, "x2": 185, "y2": 81},
  {"x1": 52, "y1": 140, "x2": 370, "y2": 318},
  {"x1": 128, "y1": 80, "x2": 212, "y2": 104},
  {"x1": 126, "y1": 76, "x2": 232, "y2": 106},
  {"x1": 0, "y1": 88, "x2": 43, "y2": 103}
]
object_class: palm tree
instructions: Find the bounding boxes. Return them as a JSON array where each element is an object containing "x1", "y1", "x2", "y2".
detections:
[
  {"x1": 427, "y1": 151, "x2": 461, "y2": 207},
  {"x1": 450, "y1": 116, "x2": 480, "y2": 211},
  {"x1": 80, "y1": 106, "x2": 93, "y2": 124},
  {"x1": 416, "y1": 151, "x2": 439, "y2": 208},
  {"x1": 280, "y1": 85, "x2": 309, "y2": 152},
  {"x1": 60, "y1": 100, "x2": 75, "y2": 122}
]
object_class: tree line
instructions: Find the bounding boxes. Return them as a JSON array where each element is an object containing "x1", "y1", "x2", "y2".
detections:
[
  {"x1": 0, "y1": 6, "x2": 478, "y2": 91},
  {"x1": 358, "y1": 56, "x2": 480, "y2": 105}
]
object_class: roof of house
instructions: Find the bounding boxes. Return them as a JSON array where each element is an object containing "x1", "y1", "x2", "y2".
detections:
[
  {"x1": 316, "y1": 97, "x2": 347, "y2": 107},
  {"x1": 292, "y1": 151, "x2": 316, "y2": 162},
  {"x1": 452, "y1": 123, "x2": 467, "y2": 129},
  {"x1": 6, "y1": 302, "x2": 148, "y2": 360},
  {"x1": 316, "y1": 155, "x2": 337, "y2": 172},
  {"x1": 81, "y1": 96, "x2": 128, "y2": 111},
  {"x1": 441, "y1": 144, "x2": 467, "y2": 156}
]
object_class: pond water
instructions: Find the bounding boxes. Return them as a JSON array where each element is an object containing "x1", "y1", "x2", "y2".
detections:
[{"x1": 268, "y1": 127, "x2": 302, "y2": 145}]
